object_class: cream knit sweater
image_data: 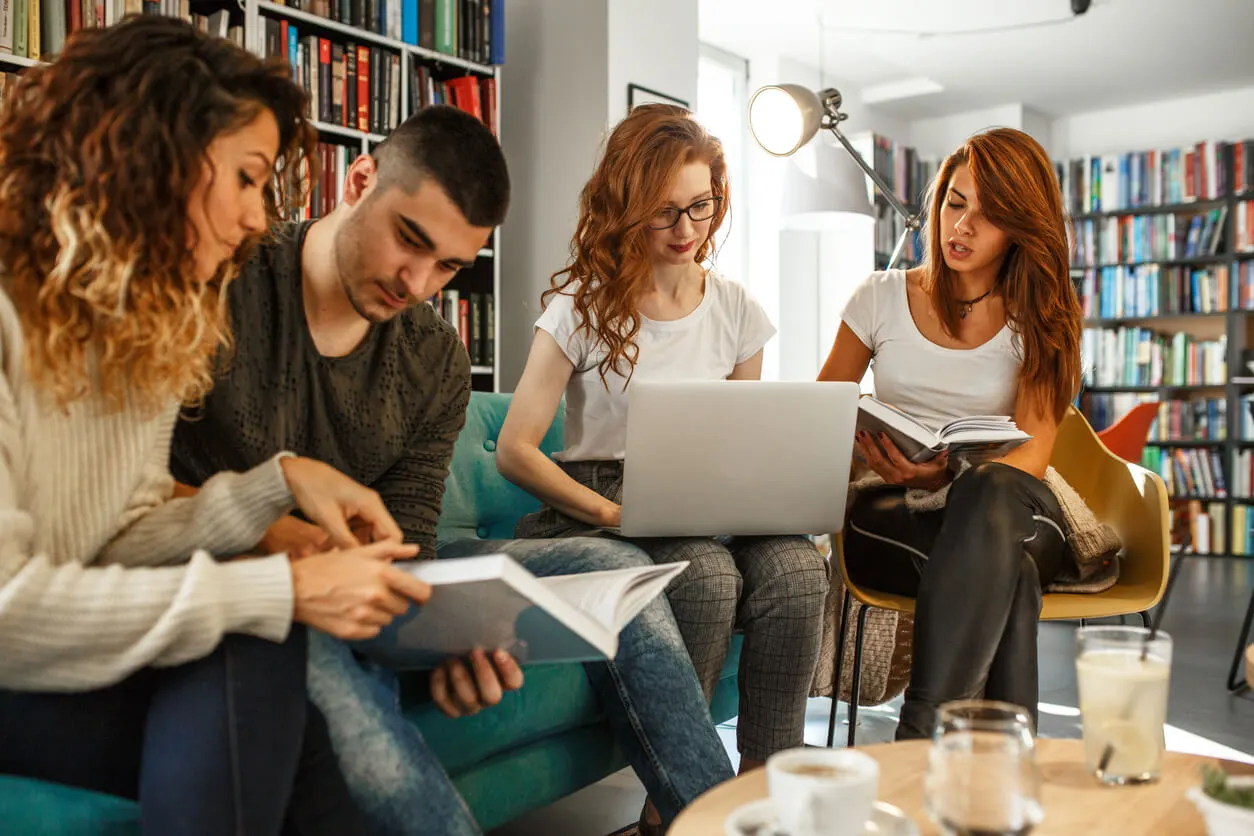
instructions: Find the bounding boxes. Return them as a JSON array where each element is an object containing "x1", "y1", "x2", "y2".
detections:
[{"x1": 0, "y1": 288, "x2": 299, "y2": 692}]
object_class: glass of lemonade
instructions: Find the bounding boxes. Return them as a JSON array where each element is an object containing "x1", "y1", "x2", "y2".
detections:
[{"x1": 1075, "y1": 626, "x2": 1173, "y2": 785}]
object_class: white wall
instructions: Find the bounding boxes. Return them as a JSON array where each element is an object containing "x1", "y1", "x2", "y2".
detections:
[
  {"x1": 498, "y1": 0, "x2": 699, "y2": 392},
  {"x1": 608, "y1": 0, "x2": 700, "y2": 122},
  {"x1": 1050, "y1": 85, "x2": 1254, "y2": 160},
  {"x1": 499, "y1": 0, "x2": 610, "y2": 391},
  {"x1": 1021, "y1": 106, "x2": 1054, "y2": 155},
  {"x1": 908, "y1": 103, "x2": 1024, "y2": 158}
]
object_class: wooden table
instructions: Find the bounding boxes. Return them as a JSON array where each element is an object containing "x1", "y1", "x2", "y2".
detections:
[{"x1": 671, "y1": 739, "x2": 1253, "y2": 835}]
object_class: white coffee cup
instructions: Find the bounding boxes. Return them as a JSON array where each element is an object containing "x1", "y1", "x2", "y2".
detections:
[{"x1": 766, "y1": 748, "x2": 879, "y2": 836}]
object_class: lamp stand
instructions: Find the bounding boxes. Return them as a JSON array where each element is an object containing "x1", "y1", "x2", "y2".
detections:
[{"x1": 816, "y1": 88, "x2": 922, "y2": 269}]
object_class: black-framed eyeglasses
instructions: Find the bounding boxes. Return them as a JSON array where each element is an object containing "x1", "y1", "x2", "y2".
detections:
[{"x1": 647, "y1": 196, "x2": 724, "y2": 230}]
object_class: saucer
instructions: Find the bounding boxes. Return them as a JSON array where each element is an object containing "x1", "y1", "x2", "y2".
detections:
[{"x1": 724, "y1": 798, "x2": 920, "y2": 836}]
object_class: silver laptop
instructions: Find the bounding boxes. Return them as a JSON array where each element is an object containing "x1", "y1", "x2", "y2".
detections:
[{"x1": 619, "y1": 380, "x2": 859, "y2": 538}]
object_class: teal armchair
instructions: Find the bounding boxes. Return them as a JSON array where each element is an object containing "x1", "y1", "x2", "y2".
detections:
[{"x1": 0, "y1": 392, "x2": 741, "y2": 833}]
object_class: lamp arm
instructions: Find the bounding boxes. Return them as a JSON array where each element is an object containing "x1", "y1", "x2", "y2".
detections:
[
  {"x1": 824, "y1": 120, "x2": 922, "y2": 270},
  {"x1": 823, "y1": 121, "x2": 917, "y2": 227}
]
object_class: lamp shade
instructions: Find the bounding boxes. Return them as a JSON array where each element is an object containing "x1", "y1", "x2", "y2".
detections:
[
  {"x1": 781, "y1": 137, "x2": 875, "y2": 230},
  {"x1": 749, "y1": 84, "x2": 824, "y2": 157}
]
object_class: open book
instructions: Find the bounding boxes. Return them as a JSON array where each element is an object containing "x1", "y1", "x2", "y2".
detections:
[
  {"x1": 353, "y1": 555, "x2": 688, "y2": 669},
  {"x1": 857, "y1": 396, "x2": 1031, "y2": 463}
]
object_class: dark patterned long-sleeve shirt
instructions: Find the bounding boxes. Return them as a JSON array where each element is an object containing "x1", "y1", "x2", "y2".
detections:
[{"x1": 170, "y1": 221, "x2": 471, "y2": 558}]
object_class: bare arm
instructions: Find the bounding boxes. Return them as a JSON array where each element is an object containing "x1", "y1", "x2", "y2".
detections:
[
  {"x1": 818, "y1": 323, "x2": 872, "y2": 383},
  {"x1": 496, "y1": 330, "x2": 620, "y2": 528},
  {"x1": 728, "y1": 349, "x2": 764, "y2": 381},
  {"x1": 992, "y1": 384, "x2": 1059, "y2": 480},
  {"x1": 819, "y1": 322, "x2": 954, "y2": 488}
]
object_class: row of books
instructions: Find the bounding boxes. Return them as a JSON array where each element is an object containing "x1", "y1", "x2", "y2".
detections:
[
  {"x1": 268, "y1": 0, "x2": 503, "y2": 65},
  {"x1": 1054, "y1": 140, "x2": 1251, "y2": 215},
  {"x1": 1142, "y1": 445, "x2": 1227, "y2": 499},
  {"x1": 1228, "y1": 503, "x2": 1254, "y2": 556},
  {"x1": 410, "y1": 64, "x2": 497, "y2": 135},
  {"x1": 0, "y1": 0, "x2": 210, "y2": 59},
  {"x1": 428, "y1": 289, "x2": 493, "y2": 366},
  {"x1": 262, "y1": 17, "x2": 400, "y2": 136},
  {"x1": 1237, "y1": 262, "x2": 1254, "y2": 310},
  {"x1": 1081, "y1": 327, "x2": 1226, "y2": 388},
  {"x1": 1082, "y1": 393, "x2": 1226, "y2": 441},
  {"x1": 1236, "y1": 394, "x2": 1254, "y2": 442},
  {"x1": 1173, "y1": 501, "x2": 1226, "y2": 556},
  {"x1": 1076, "y1": 263, "x2": 1231, "y2": 320},
  {"x1": 1235, "y1": 200, "x2": 1254, "y2": 253},
  {"x1": 1231, "y1": 451, "x2": 1254, "y2": 500},
  {"x1": 1070, "y1": 207, "x2": 1227, "y2": 267},
  {"x1": 299, "y1": 141, "x2": 352, "y2": 221},
  {"x1": 872, "y1": 203, "x2": 925, "y2": 266},
  {"x1": 853, "y1": 133, "x2": 937, "y2": 211},
  {"x1": 259, "y1": 17, "x2": 496, "y2": 138}
]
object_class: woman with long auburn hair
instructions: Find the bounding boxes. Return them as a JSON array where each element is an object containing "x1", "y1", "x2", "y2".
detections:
[
  {"x1": 497, "y1": 105, "x2": 829, "y2": 803},
  {"x1": 818, "y1": 127, "x2": 1084, "y2": 739},
  {"x1": 0, "y1": 17, "x2": 432, "y2": 834}
]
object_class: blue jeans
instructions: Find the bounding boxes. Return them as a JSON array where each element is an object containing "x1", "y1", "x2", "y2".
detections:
[
  {"x1": 0, "y1": 627, "x2": 364, "y2": 836},
  {"x1": 309, "y1": 536, "x2": 735, "y2": 835}
]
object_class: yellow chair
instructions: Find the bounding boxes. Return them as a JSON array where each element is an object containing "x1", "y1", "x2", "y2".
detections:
[{"x1": 827, "y1": 405, "x2": 1172, "y2": 747}]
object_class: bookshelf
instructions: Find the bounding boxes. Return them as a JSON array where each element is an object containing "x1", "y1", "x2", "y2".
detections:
[
  {"x1": 0, "y1": 0, "x2": 504, "y2": 392},
  {"x1": 1063, "y1": 138, "x2": 1254, "y2": 559},
  {"x1": 247, "y1": 0, "x2": 503, "y2": 392},
  {"x1": 851, "y1": 132, "x2": 934, "y2": 271}
]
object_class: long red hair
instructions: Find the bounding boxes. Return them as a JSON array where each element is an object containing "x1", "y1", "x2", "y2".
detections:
[
  {"x1": 544, "y1": 104, "x2": 728, "y2": 387},
  {"x1": 923, "y1": 128, "x2": 1082, "y2": 421}
]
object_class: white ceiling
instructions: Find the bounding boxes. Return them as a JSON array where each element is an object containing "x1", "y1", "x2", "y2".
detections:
[{"x1": 699, "y1": 0, "x2": 1254, "y2": 119}]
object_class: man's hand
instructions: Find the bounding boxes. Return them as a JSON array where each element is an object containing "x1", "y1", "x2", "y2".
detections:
[
  {"x1": 855, "y1": 430, "x2": 951, "y2": 490},
  {"x1": 279, "y1": 456, "x2": 404, "y2": 549},
  {"x1": 260, "y1": 515, "x2": 331, "y2": 559},
  {"x1": 430, "y1": 649, "x2": 524, "y2": 718}
]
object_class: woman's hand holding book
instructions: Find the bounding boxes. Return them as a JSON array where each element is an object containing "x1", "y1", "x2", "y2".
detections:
[{"x1": 855, "y1": 430, "x2": 951, "y2": 490}]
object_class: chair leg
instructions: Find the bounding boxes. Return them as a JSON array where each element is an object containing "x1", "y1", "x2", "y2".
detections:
[
  {"x1": 1139, "y1": 611, "x2": 1152, "y2": 629},
  {"x1": 1080, "y1": 618, "x2": 1088, "y2": 627},
  {"x1": 1154, "y1": 552, "x2": 1186, "y2": 625},
  {"x1": 1226, "y1": 587, "x2": 1254, "y2": 693},
  {"x1": 847, "y1": 604, "x2": 871, "y2": 749},
  {"x1": 827, "y1": 591, "x2": 854, "y2": 748}
]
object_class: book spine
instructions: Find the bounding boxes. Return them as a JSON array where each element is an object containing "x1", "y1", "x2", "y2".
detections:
[
  {"x1": 355, "y1": 44, "x2": 369, "y2": 133},
  {"x1": 434, "y1": 0, "x2": 453, "y2": 55},
  {"x1": 344, "y1": 42, "x2": 357, "y2": 129},
  {"x1": 419, "y1": 0, "x2": 434, "y2": 50},
  {"x1": 318, "y1": 38, "x2": 332, "y2": 124},
  {"x1": 331, "y1": 43, "x2": 344, "y2": 126}
]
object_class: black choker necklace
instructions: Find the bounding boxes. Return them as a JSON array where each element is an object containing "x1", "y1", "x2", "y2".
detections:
[{"x1": 957, "y1": 287, "x2": 995, "y2": 319}]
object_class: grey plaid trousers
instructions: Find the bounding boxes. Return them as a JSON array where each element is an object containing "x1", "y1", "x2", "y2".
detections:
[{"x1": 515, "y1": 460, "x2": 829, "y2": 760}]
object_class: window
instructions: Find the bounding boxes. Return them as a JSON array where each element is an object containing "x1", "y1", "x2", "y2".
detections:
[{"x1": 697, "y1": 44, "x2": 749, "y2": 284}]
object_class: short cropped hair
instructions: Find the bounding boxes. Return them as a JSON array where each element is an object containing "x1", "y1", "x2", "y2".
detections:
[{"x1": 372, "y1": 105, "x2": 510, "y2": 227}]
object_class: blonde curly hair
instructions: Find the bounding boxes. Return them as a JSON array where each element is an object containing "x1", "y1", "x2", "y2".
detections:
[{"x1": 0, "y1": 16, "x2": 316, "y2": 413}]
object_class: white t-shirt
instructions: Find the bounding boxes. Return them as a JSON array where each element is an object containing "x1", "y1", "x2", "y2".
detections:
[
  {"x1": 537, "y1": 272, "x2": 776, "y2": 462},
  {"x1": 841, "y1": 270, "x2": 1021, "y2": 433}
]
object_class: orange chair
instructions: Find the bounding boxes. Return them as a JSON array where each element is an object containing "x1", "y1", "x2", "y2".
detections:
[{"x1": 1095, "y1": 401, "x2": 1159, "y2": 463}]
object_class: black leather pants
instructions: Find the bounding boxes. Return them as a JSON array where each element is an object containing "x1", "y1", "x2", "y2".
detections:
[{"x1": 844, "y1": 462, "x2": 1066, "y2": 740}]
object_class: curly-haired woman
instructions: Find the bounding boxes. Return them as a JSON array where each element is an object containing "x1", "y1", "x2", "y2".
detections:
[
  {"x1": 497, "y1": 105, "x2": 829, "y2": 785},
  {"x1": 0, "y1": 17, "x2": 430, "y2": 834}
]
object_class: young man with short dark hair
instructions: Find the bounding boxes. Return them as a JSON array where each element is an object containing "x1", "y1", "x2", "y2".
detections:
[{"x1": 171, "y1": 106, "x2": 732, "y2": 836}]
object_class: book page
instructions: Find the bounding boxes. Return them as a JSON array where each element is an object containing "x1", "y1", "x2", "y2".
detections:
[{"x1": 539, "y1": 562, "x2": 688, "y2": 634}]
